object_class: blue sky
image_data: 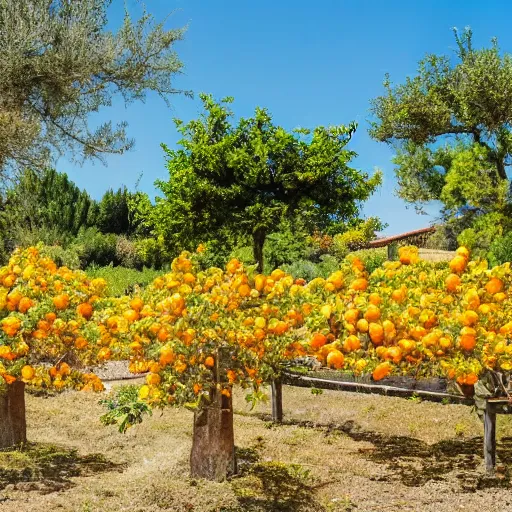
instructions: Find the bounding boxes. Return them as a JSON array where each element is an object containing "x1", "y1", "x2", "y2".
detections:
[{"x1": 61, "y1": 0, "x2": 511, "y2": 236}]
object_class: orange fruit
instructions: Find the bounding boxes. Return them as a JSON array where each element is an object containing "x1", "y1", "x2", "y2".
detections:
[
  {"x1": 157, "y1": 327, "x2": 170, "y2": 342},
  {"x1": 130, "y1": 297, "x2": 144, "y2": 311},
  {"x1": 77, "y1": 302, "x2": 93, "y2": 319},
  {"x1": 439, "y1": 336, "x2": 452, "y2": 350},
  {"x1": 344, "y1": 308, "x2": 359, "y2": 325},
  {"x1": 2, "y1": 317, "x2": 21, "y2": 336},
  {"x1": 445, "y1": 273, "x2": 461, "y2": 293},
  {"x1": 226, "y1": 259, "x2": 241, "y2": 274},
  {"x1": 461, "y1": 310, "x2": 479, "y2": 327},
  {"x1": 21, "y1": 365, "x2": 35, "y2": 380},
  {"x1": 350, "y1": 278, "x2": 369, "y2": 291},
  {"x1": 486, "y1": 277, "x2": 504, "y2": 295},
  {"x1": 373, "y1": 362, "x2": 392, "y2": 381},
  {"x1": 271, "y1": 269, "x2": 286, "y2": 281},
  {"x1": 391, "y1": 287, "x2": 407, "y2": 303},
  {"x1": 123, "y1": 309, "x2": 139, "y2": 323},
  {"x1": 342, "y1": 335, "x2": 361, "y2": 352},
  {"x1": 146, "y1": 373, "x2": 161, "y2": 386},
  {"x1": 369, "y1": 323, "x2": 384, "y2": 345},
  {"x1": 465, "y1": 288, "x2": 480, "y2": 309},
  {"x1": 159, "y1": 347, "x2": 175, "y2": 365},
  {"x1": 58, "y1": 362, "x2": 71, "y2": 376},
  {"x1": 456, "y1": 246, "x2": 470, "y2": 260},
  {"x1": 459, "y1": 327, "x2": 477, "y2": 351},
  {"x1": 385, "y1": 346, "x2": 402, "y2": 364},
  {"x1": 238, "y1": 284, "x2": 251, "y2": 297},
  {"x1": 97, "y1": 347, "x2": 111, "y2": 361},
  {"x1": 369, "y1": 293, "x2": 382, "y2": 306},
  {"x1": 449, "y1": 255, "x2": 467, "y2": 274},
  {"x1": 364, "y1": 305, "x2": 381, "y2": 322},
  {"x1": 204, "y1": 356, "x2": 215, "y2": 368},
  {"x1": 326, "y1": 349, "x2": 344, "y2": 369},
  {"x1": 53, "y1": 294, "x2": 69, "y2": 310},
  {"x1": 310, "y1": 333, "x2": 327, "y2": 349},
  {"x1": 356, "y1": 318, "x2": 369, "y2": 333},
  {"x1": 398, "y1": 339, "x2": 416, "y2": 353},
  {"x1": 254, "y1": 275, "x2": 267, "y2": 292},
  {"x1": 18, "y1": 297, "x2": 33, "y2": 314}
]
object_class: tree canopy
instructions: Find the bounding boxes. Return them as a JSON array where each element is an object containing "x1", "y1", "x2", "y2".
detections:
[
  {"x1": 370, "y1": 28, "x2": 512, "y2": 237},
  {"x1": 154, "y1": 94, "x2": 382, "y2": 271},
  {"x1": 0, "y1": 169, "x2": 98, "y2": 247},
  {"x1": 0, "y1": 0, "x2": 187, "y2": 178}
]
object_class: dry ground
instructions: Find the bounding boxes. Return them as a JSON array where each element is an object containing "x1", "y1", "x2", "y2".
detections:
[{"x1": 1, "y1": 384, "x2": 512, "y2": 512}]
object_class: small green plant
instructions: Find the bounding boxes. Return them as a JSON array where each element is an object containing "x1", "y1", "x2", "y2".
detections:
[
  {"x1": 245, "y1": 390, "x2": 269, "y2": 410},
  {"x1": 454, "y1": 422, "x2": 468, "y2": 437},
  {"x1": 408, "y1": 393, "x2": 422, "y2": 403},
  {"x1": 100, "y1": 385, "x2": 152, "y2": 433},
  {"x1": 310, "y1": 387, "x2": 323, "y2": 396}
]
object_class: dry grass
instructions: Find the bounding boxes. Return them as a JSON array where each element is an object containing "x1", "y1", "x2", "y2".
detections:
[
  {"x1": 418, "y1": 249, "x2": 456, "y2": 262},
  {"x1": 1, "y1": 384, "x2": 512, "y2": 511}
]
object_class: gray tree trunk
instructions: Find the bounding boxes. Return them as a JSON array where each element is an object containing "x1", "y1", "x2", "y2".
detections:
[{"x1": 0, "y1": 381, "x2": 26, "y2": 448}]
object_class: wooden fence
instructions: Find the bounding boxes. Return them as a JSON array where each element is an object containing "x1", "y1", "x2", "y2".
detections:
[{"x1": 271, "y1": 371, "x2": 511, "y2": 474}]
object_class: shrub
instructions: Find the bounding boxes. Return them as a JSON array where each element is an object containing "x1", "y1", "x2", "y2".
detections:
[
  {"x1": 134, "y1": 236, "x2": 170, "y2": 270},
  {"x1": 38, "y1": 245, "x2": 82, "y2": 270},
  {"x1": 264, "y1": 225, "x2": 309, "y2": 270},
  {"x1": 457, "y1": 213, "x2": 509, "y2": 258},
  {"x1": 282, "y1": 254, "x2": 340, "y2": 280},
  {"x1": 488, "y1": 232, "x2": 512, "y2": 266},
  {"x1": 348, "y1": 247, "x2": 387, "y2": 274},
  {"x1": 71, "y1": 228, "x2": 118, "y2": 268},
  {"x1": 115, "y1": 236, "x2": 141, "y2": 269},
  {"x1": 332, "y1": 217, "x2": 383, "y2": 259}
]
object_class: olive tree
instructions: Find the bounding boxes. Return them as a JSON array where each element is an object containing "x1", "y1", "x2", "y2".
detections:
[{"x1": 0, "y1": 0, "x2": 188, "y2": 178}]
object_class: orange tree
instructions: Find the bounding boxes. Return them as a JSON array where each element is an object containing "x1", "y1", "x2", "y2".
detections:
[
  {"x1": 100, "y1": 244, "x2": 512, "y2": 480},
  {"x1": 99, "y1": 249, "x2": 314, "y2": 480},
  {"x1": 0, "y1": 245, "x2": 125, "y2": 447},
  {"x1": 304, "y1": 246, "x2": 512, "y2": 389}
]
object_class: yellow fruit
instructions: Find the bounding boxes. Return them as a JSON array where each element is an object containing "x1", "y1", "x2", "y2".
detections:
[
  {"x1": 21, "y1": 365, "x2": 35, "y2": 380},
  {"x1": 320, "y1": 305, "x2": 332, "y2": 319},
  {"x1": 326, "y1": 350, "x2": 344, "y2": 369}
]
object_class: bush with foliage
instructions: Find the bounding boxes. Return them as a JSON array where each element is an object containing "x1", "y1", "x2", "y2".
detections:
[
  {"x1": 71, "y1": 228, "x2": 118, "y2": 268},
  {"x1": 457, "y1": 212, "x2": 511, "y2": 259},
  {"x1": 331, "y1": 217, "x2": 383, "y2": 259},
  {"x1": 488, "y1": 233, "x2": 512, "y2": 267}
]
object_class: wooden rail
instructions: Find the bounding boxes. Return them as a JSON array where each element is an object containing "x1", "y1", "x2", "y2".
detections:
[{"x1": 272, "y1": 372, "x2": 511, "y2": 473}]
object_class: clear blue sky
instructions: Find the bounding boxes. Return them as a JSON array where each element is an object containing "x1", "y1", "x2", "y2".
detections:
[{"x1": 61, "y1": 0, "x2": 511, "y2": 236}]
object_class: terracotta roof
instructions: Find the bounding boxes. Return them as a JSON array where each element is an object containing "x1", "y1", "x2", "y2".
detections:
[{"x1": 368, "y1": 226, "x2": 436, "y2": 248}]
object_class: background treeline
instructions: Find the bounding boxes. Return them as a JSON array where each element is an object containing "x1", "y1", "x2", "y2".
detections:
[
  {"x1": 0, "y1": 169, "x2": 142, "y2": 269},
  {"x1": 0, "y1": 168, "x2": 388, "y2": 279}
]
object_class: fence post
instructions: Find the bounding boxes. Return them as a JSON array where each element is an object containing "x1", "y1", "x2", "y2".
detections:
[
  {"x1": 271, "y1": 378, "x2": 283, "y2": 422},
  {"x1": 483, "y1": 400, "x2": 496, "y2": 473},
  {"x1": 387, "y1": 242, "x2": 398, "y2": 261}
]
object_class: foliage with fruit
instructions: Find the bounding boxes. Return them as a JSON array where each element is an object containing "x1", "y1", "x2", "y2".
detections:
[{"x1": 0, "y1": 245, "x2": 124, "y2": 392}]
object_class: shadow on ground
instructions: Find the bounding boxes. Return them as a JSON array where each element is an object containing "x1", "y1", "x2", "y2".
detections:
[
  {"x1": 0, "y1": 442, "x2": 125, "y2": 493},
  {"x1": 251, "y1": 414, "x2": 512, "y2": 492},
  {"x1": 223, "y1": 448, "x2": 334, "y2": 512}
]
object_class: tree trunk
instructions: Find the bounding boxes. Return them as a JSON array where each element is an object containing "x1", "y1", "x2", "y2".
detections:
[
  {"x1": 253, "y1": 228, "x2": 266, "y2": 273},
  {"x1": 271, "y1": 378, "x2": 283, "y2": 423},
  {"x1": 0, "y1": 381, "x2": 26, "y2": 448},
  {"x1": 190, "y1": 387, "x2": 236, "y2": 481}
]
